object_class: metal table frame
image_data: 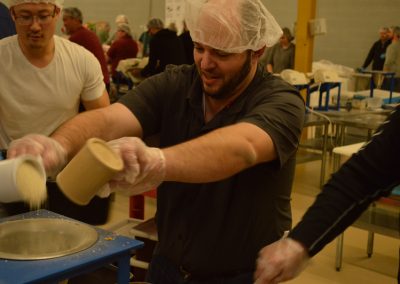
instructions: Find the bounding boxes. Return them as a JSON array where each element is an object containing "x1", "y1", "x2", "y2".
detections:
[
  {"x1": 362, "y1": 70, "x2": 396, "y2": 103},
  {"x1": 297, "y1": 112, "x2": 330, "y2": 188}
]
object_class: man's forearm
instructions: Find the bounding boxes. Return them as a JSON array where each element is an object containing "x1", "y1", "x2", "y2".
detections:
[
  {"x1": 163, "y1": 122, "x2": 276, "y2": 183},
  {"x1": 51, "y1": 109, "x2": 112, "y2": 159},
  {"x1": 51, "y1": 103, "x2": 141, "y2": 159}
]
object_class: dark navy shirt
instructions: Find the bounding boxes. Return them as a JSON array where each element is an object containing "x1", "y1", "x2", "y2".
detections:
[{"x1": 0, "y1": 3, "x2": 16, "y2": 40}]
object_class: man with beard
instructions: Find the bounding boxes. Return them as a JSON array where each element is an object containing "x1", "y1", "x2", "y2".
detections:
[
  {"x1": 0, "y1": 0, "x2": 110, "y2": 224},
  {"x1": 8, "y1": 0, "x2": 305, "y2": 283}
]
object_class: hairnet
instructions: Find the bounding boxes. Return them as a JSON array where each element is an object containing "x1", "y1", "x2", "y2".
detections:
[
  {"x1": 63, "y1": 7, "x2": 82, "y2": 22},
  {"x1": 185, "y1": 0, "x2": 282, "y2": 53},
  {"x1": 117, "y1": 23, "x2": 132, "y2": 36},
  {"x1": 9, "y1": 0, "x2": 63, "y2": 9},
  {"x1": 115, "y1": 14, "x2": 129, "y2": 25},
  {"x1": 147, "y1": 18, "x2": 164, "y2": 29}
]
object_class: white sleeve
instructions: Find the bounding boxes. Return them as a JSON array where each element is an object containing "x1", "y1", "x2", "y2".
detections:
[{"x1": 80, "y1": 50, "x2": 106, "y2": 101}]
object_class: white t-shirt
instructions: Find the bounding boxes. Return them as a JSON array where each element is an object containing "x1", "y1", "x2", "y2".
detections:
[{"x1": 0, "y1": 35, "x2": 105, "y2": 148}]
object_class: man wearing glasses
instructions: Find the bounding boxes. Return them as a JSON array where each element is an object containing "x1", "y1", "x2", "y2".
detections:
[{"x1": 0, "y1": 0, "x2": 111, "y2": 224}]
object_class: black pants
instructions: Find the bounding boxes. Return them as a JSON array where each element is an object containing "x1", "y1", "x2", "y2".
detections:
[{"x1": 2, "y1": 181, "x2": 111, "y2": 225}]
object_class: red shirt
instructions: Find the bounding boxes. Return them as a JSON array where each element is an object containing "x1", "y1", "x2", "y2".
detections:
[
  {"x1": 107, "y1": 35, "x2": 138, "y2": 78},
  {"x1": 69, "y1": 27, "x2": 110, "y2": 84}
]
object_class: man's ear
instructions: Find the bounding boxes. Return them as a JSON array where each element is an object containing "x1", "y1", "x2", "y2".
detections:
[
  {"x1": 253, "y1": 46, "x2": 266, "y2": 59},
  {"x1": 54, "y1": 7, "x2": 61, "y2": 20},
  {"x1": 9, "y1": 8, "x2": 16, "y2": 21},
  {"x1": 252, "y1": 46, "x2": 266, "y2": 61}
]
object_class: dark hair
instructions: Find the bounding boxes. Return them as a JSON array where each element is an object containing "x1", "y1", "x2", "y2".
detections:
[
  {"x1": 282, "y1": 27, "x2": 294, "y2": 41},
  {"x1": 63, "y1": 7, "x2": 83, "y2": 23}
]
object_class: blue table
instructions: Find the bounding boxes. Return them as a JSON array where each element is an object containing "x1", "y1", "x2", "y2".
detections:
[
  {"x1": 360, "y1": 70, "x2": 396, "y2": 103},
  {"x1": 0, "y1": 210, "x2": 144, "y2": 284},
  {"x1": 309, "y1": 82, "x2": 342, "y2": 111}
]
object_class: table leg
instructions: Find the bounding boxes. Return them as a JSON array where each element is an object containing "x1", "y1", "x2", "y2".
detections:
[
  {"x1": 319, "y1": 122, "x2": 329, "y2": 188},
  {"x1": 340, "y1": 125, "x2": 346, "y2": 146},
  {"x1": 333, "y1": 124, "x2": 346, "y2": 148},
  {"x1": 336, "y1": 234, "x2": 344, "y2": 271},
  {"x1": 389, "y1": 75, "x2": 394, "y2": 103},
  {"x1": 367, "y1": 231, "x2": 374, "y2": 257},
  {"x1": 369, "y1": 77, "x2": 374, "y2": 98},
  {"x1": 117, "y1": 254, "x2": 132, "y2": 284},
  {"x1": 325, "y1": 86, "x2": 330, "y2": 111},
  {"x1": 336, "y1": 84, "x2": 341, "y2": 110}
]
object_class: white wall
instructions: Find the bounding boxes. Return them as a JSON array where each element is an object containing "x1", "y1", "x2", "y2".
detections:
[
  {"x1": 3, "y1": 0, "x2": 400, "y2": 69},
  {"x1": 263, "y1": 0, "x2": 400, "y2": 69},
  {"x1": 263, "y1": 0, "x2": 297, "y2": 33},
  {"x1": 314, "y1": 0, "x2": 399, "y2": 69}
]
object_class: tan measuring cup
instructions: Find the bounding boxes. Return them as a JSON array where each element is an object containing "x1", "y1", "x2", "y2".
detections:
[{"x1": 56, "y1": 138, "x2": 124, "y2": 205}]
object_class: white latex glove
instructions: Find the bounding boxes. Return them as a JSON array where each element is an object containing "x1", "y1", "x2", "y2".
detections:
[
  {"x1": 97, "y1": 137, "x2": 165, "y2": 197},
  {"x1": 7, "y1": 134, "x2": 68, "y2": 178},
  {"x1": 254, "y1": 238, "x2": 309, "y2": 284}
]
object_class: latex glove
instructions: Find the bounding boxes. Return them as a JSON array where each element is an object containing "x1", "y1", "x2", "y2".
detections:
[
  {"x1": 7, "y1": 134, "x2": 68, "y2": 178},
  {"x1": 97, "y1": 137, "x2": 165, "y2": 197},
  {"x1": 254, "y1": 238, "x2": 309, "y2": 284}
]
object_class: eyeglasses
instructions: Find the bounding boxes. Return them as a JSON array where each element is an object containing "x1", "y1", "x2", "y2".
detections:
[{"x1": 13, "y1": 6, "x2": 57, "y2": 26}]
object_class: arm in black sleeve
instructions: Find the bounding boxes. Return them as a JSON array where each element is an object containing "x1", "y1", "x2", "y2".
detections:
[
  {"x1": 141, "y1": 36, "x2": 160, "y2": 77},
  {"x1": 289, "y1": 107, "x2": 400, "y2": 257},
  {"x1": 362, "y1": 41, "x2": 377, "y2": 69}
]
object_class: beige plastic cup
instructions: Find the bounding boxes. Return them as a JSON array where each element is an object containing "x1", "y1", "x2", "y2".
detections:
[
  {"x1": 56, "y1": 138, "x2": 124, "y2": 205},
  {"x1": 0, "y1": 155, "x2": 47, "y2": 209}
]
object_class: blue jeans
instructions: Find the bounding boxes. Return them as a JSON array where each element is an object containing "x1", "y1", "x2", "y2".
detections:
[{"x1": 146, "y1": 255, "x2": 253, "y2": 284}]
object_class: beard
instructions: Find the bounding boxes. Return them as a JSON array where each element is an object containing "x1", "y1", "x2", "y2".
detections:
[{"x1": 200, "y1": 51, "x2": 253, "y2": 100}]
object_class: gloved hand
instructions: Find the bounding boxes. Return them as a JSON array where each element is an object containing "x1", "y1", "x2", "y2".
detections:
[
  {"x1": 97, "y1": 137, "x2": 166, "y2": 198},
  {"x1": 7, "y1": 134, "x2": 68, "y2": 178},
  {"x1": 254, "y1": 238, "x2": 309, "y2": 284},
  {"x1": 356, "y1": 67, "x2": 366, "y2": 73}
]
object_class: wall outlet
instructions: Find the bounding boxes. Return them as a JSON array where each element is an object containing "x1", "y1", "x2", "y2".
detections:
[{"x1": 308, "y1": 18, "x2": 327, "y2": 36}]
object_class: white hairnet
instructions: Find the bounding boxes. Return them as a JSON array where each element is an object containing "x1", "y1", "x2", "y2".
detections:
[
  {"x1": 9, "y1": 0, "x2": 64, "y2": 9},
  {"x1": 117, "y1": 23, "x2": 132, "y2": 36},
  {"x1": 115, "y1": 14, "x2": 129, "y2": 25},
  {"x1": 185, "y1": 0, "x2": 282, "y2": 53}
]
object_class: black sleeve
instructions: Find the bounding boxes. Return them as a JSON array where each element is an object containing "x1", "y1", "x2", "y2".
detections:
[
  {"x1": 289, "y1": 107, "x2": 400, "y2": 256},
  {"x1": 362, "y1": 41, "x2": 377, "y2": 69},
  {"x1": 141, "y1": 36, "x2": 160, "y2": 77}
]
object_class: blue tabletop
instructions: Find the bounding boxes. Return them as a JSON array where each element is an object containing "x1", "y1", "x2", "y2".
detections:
[{"x1": 0, "y1": 209, "x2": 143, "y2": 284}]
